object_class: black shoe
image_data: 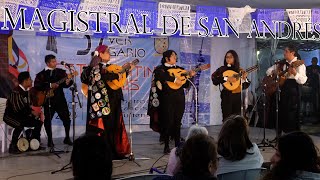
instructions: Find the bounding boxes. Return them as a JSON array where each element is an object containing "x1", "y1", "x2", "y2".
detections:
[
  {"x1": 63, "y1": 137, "x2": 73, "y2": 146},
  {"x1": 47, "y1": 141, "x2": 54, "y2": 148},
  {"x1": 9, "y1": 144, "x2": 21, "y2": 154}
]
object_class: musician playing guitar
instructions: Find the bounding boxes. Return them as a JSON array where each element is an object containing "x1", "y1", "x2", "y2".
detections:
[
  {"x1": 148, "y1": 50, "x2": 196, "y2": 154},
  {"x1": 34, "y1": 54, "x2": 73, "y2": 147},
  {"x1": 80, "y1": 45, "x2": 132, "y2": 160},
  {"x1": 211, "y1": 50, "x2": 251, "y2": 122},
  {"x1": 266, "y1": 45, "x2": 307, "y2": 135}
]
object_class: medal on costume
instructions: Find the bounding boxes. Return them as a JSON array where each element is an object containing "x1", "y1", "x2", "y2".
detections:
[
  {"x1": 102, "y1": 107, "x2": 111, "y2": 115},
  {"x1": 92, "y1": 103, "x2": 99, "y2": 111},
  {"x1": 95, "y1": 93, "x2": 101, "y2": 100}
]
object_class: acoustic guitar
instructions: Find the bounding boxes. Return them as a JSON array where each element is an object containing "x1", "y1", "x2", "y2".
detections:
[
  {"x1": 81, "y1": 59, "x2": 139, "y2": 98},
  {"x1": 31, "y1": 71, "x2": 78, "y2": 106},
  {"x1": 106, "y1": 59, "x2": 139, "y2": 90},
  {"x1": 166, "y1": 64, "x2": 210, "y2": 90},
  {"x1": 262, "y1": 60, "x2": 304, "y2": 96},
  {"x1": 223, "y1": 65, "x2": 259, "y2": 91}
]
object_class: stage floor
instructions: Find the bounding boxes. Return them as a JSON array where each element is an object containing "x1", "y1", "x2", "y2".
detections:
[{"x1": 1, "y1": 125, "x2": 320, "y2": 180}]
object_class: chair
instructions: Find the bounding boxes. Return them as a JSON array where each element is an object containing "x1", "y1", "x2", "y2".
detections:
[
  {"x1": 217, "y1": 168, "x2": 266, "y2": 180},
  {"x1": 0, "y1": 98, "x2": 13, "y2": 153},
  {"x1": 116, "y1": 174, "x2": 172, "y2": 180}
]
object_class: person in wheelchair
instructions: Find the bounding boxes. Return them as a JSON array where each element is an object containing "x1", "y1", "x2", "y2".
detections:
[{"x1": 3, "y1": 71, "x2": 43, "y2": 154}]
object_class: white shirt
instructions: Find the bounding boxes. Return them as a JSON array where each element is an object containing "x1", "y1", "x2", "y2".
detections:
[
  {"x1": 164, "y1": 63, "x2": 176, "y2": 68},
  {"x1": 216, "y1": 143, "x2": 264, "y2": 175},
  {"x1": 19, "y1": 84, "x2": 28, "y2": 91},
  {"x1": 45, "y1": 66, "x2": 54, "y2": 71},
  {"x1": 266, "y1": 57, "x2": 307, "y2": 85}
]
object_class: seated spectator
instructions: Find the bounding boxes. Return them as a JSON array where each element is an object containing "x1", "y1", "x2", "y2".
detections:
[
  {"x1": 167, "y1": 125, "x2": 209, "y2": 175},
  {"x1": 3, "y1": 71, "x2": 43, "y2": 154},
  {"x1": 172, "y1": 134, "x2": 218, "y2": 180},
  {"x1": 71, "y1": 135, "x2": 112, "y2": 180},
  {"x1": 261, "y1": 131, "x2": 320, "y2": 180},
  {"x1": 216, "y1": 115, "x2": 264, "y2": 175}
]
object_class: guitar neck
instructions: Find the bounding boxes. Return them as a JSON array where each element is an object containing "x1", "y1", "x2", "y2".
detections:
[
  {"x1": 235, "y1": 66, "x2": 258, "y2": 78},
  {"x1": 56, "y1": 77, "x2": 68, "y2": 85},
  {"x1": 181, "y1": 66, "x2": 202, "y2": 76},
  {"x1": 120, "y1": 60, "x2": 139, "y2": 73}
]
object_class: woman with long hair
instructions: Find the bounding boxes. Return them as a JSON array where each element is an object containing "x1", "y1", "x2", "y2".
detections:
[
  {"x1": 148, "y1": 50, "x2": 195, "y2": 154},
  {"x1": 216, "y1": 115, "x2": 264, "y2": 175},
  {"x1": 211, "y1": 50, "x2": 250, "y2": 121},
  {"x1": 262, "y1": 131, "x2": 320, "y2": 180}
]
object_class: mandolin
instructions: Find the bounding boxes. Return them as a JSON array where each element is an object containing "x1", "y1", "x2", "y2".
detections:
[
  {"x1": 262, "y1": 60, "x2": 304, "y2": 96},
  {"x1": 32, "y1": 71, "x2": 78, "y2": 106},
  {"x1": 81, "y1": 59, "x2": 139, "y2": 98},
  {"x1": 166, "y1": 64, "x2": 210, "y2": 90},
  {"x1": 106, "y1": 59, "x2": 139, "y2": 90},
  {"x1": 223, "y1": 65, "x2": 258, "y2": 91}
]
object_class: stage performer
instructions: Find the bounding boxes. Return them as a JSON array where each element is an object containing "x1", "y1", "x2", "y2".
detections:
[
  {"x1": 266, "y1": 45, "x2": 307, "y2": 134},
  {"x1": 34, "y1": 54, "x2": 73, "y2": 147},
  {"x1": 211, "y1": 50, "x2": 250, "y2": 121},
  {"x1": 81, "y1": 44, "x2": 131, "y2": 159},
  {"x1": 148, "y1": 50, "x2": 196, "y2": 154},
  {"x1": 4, "y1": 71, "x2": 43, "y2": 154}
]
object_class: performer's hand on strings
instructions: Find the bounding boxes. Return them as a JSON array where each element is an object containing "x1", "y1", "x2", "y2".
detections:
[
  {"x1": 66, "y1": 78, "x2": 71, "y2": 85},
  {"x1": 189, "y1": 70, "x2": 196, "y2": 77},
  {"x1": 288, "y1": 67, "x2": 297, "y2": 76},
  {"x1": 123, "y1": 62, "x2": 136, "y2": 72},
  {"x1": 227, "y1": 76, "x2": 236, "y2": 83},
  {"x1": 175, "y1": 78, "x2": 183, "y2": 85},
  {"x1": 242, "y1": 71, "x2": 248, "y2": 80},
  {"x1": 118, "y1": 73, "x2": 123, "y2": 81},
  {"x1": 51, "y1": 83, "x2": 59, "y2": 89},
  {"x1": 129, "y1": 63, "x2": 136, "y2": 72}
]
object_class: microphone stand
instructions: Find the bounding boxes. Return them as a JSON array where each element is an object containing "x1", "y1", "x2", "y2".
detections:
[
  {"x1": 191, "y1": 38, "x2": 205, "y2": 124},
  {"x1": 258, "y1": 84, "x2": 274, "y2": 150},
  {"x1": 51, "y1": 65, "x2": 82, "y2": 174},
  {"x1": 115, "y1": 70, "x2": 149, "y2": 167},
  {"x1": 274, "y1": 68, "x2": 281, "y2": 142},
  {"x1": 187, "y1": 79, "x2": 198, "y2": 125},
  {"x1": 47, "y1": 70, "x2": 66, "y2": 158}
]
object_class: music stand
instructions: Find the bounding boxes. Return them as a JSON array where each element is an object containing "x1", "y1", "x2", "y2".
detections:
[{"x1": 51, "y1": 65, "x2": 82, "y2": 174}]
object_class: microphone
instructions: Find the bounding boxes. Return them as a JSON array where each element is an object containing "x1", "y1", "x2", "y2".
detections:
[{"x1": 60, "y1": 61, "x2": 73, "y2": 67}]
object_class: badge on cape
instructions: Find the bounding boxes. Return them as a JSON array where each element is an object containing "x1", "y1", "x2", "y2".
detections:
[
  {"x1": 102, "y1": 107, "x2": 111, "y2": 115},
  {"x1": 152, "y1": 99, "x2": 160, "y2": 107}
]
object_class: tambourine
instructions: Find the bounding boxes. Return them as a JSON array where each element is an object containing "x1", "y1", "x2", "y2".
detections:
[
  {"x1": 17, "y1": 137, "x2": 29, "y2": 152},
  {"x1": 29, "y1": 139, "x2": 40, "y2": 150}
]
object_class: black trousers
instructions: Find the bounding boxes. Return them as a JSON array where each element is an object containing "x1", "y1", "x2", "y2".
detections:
[
  {"x1": 43, "y1": 98, "x2": 71, "y2": 143},
  {"x1": 279, "y1": 79, "x2": 300, "y2": 133},
  {"x1": 159, "y1": 92, "x2": 185, "y2": 147},
  {"x1": 221, "y1": 90, "x2": 241, "y2": 121},
  {"x1": 11, "y1": 116, "x2": 42, "y2": 145}
]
